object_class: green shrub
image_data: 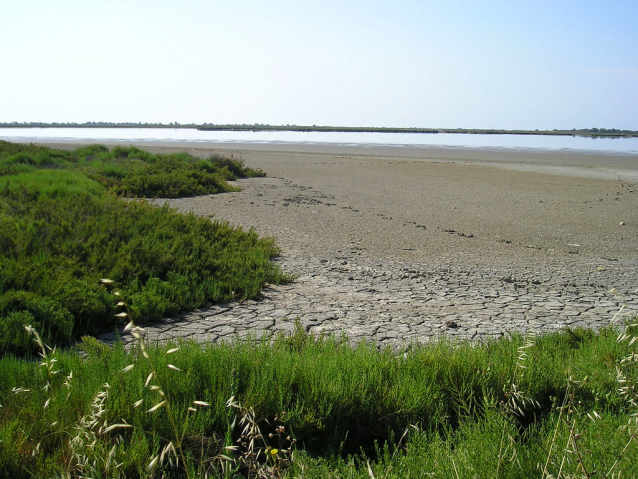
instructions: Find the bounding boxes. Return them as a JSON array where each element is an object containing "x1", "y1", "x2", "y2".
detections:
[
  {"x1": 110, "y1": 145, "x2": 154, "y2": 161},
  {"x1": 1, "y1": 152, "x2": 36, "y2": 166},
  {"x1": 113, "y1": 160, "x2": 236, "y2": 198},
  {"x1": 207, "y1": 154, "x2": 266, "y2": 178},
  {"x1": 74, "y1": 143, "x2": 109, "y2": 157},
  {"x1": 0, "y1": 141, "x2": 287, "y2": 356},
  {"x1": 0, "y1": 291, "x2": 74, "y2": 354},
  {"x1": 0, "y1": 140, "x2": 264, "y2": 198},
  {"x1": 1, "y1": 169, "x2": 105, "y2": 199},
  {"x1": 0, "y1": 187, "x2": 284, "y2": 353}
]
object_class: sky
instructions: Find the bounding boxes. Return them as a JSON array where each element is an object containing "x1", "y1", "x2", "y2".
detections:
[{"x1": 2, "y1": 0, "x2": 638, "y2": 130}]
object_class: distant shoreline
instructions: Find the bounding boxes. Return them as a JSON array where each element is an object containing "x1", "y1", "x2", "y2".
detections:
[
  {"x1": 1, "y1": 123, "x2": 636, "y2": 138},
  {"x1": 25, "y1": 138, "x2": 638, "y2": 181}
]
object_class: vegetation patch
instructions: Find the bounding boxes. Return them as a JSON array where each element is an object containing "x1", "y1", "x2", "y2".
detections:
[
  {"x1": 0, "y1": 141, "x2": 285, "y2": 355},
  {"x1": 0, "y1": 324, "x2": 636, "y2": 477},
  {"x1": 0, "y1": 141, "x2": 265, "y2": 197}
]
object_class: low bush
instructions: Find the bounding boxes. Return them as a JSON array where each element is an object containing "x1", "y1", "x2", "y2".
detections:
[
  {"x1": 0, "y1": 142, "x2": 285, "y2": 355},
  {"x1": 0, "y1": 140, "x2": 265, "y2": 198}
]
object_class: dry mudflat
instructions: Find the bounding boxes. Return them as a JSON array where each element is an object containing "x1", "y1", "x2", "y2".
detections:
[{"x1": 39, "y1": 140, "x2": 638, "y2": 347}]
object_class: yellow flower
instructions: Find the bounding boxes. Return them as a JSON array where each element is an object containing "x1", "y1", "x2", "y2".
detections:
[{"x1": 270, "y1": 448, "x2": 279, "y2": 456}]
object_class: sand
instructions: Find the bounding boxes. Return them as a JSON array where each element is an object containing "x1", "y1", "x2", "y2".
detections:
[{"x1": 35, "y1": 140, "x2": 638, "y2": 273}]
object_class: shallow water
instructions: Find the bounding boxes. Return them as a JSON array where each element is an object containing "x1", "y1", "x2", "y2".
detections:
[{"x1": 1, "y1": 127, "x2": 638, "y2": 155}]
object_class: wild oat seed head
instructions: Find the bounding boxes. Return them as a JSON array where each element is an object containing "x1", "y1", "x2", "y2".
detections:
[
  {"x1": 148, "y1": 455, "x2": 159, "y2": 470},
  {"x1": 147, "y1": 401, "x2": 166, "y2": 413},
  {"x1": 101, "y1": 423, "x2": 133, "y2": 434},
  {"x1": 12, "y1": 387, "x2": 31, "y2": 394}
]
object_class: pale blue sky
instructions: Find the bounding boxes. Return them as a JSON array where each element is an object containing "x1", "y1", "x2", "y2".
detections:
[{"x1": 2, "y1": 0, "x2": 637, "y2": 129}]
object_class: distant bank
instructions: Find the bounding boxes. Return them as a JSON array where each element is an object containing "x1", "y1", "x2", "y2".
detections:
[{"x1": 1, "y1": 123, "x2": 637, "y2": 138}]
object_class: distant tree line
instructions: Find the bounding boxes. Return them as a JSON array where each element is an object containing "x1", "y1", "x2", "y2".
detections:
[
  {"x1": 0, "y1": 121, "x2": 196, "y2": 128},
  {"x1": 1, "y1": 122, "x2": 637, "y2": 137}
]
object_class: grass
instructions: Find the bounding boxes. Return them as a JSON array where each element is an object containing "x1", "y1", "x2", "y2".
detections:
[
  {"x1": 0, "y1": 322, "x2": 636, "y2": 478},
  {"x1": 0, "y1": 141, "x2": 285, "y2": 356}
]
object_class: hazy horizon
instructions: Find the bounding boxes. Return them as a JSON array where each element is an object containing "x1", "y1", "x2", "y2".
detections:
[
  {"x1": 2, "y1": 1, "x2": 637, "y2": 131},
  {"x1": 1, "y1": 121, "x2": 636, "y2": 132}
]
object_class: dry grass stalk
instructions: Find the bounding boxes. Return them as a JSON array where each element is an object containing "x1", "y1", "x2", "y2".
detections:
[{"x1": 221, "y1": 396, "x2": 295, "y2": 478}]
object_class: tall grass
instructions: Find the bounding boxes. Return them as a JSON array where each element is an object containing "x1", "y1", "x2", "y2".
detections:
[{"x1": 1, "y1": 323, "x2": 636, "y2": 477}]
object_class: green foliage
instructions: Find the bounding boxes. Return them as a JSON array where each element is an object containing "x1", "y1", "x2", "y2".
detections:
[
  {"x1": 0, "y1": 326, "x2": 637, "y2": 477},
  {"x1": 207, "y1": 153, "x2": 266, "y2": 178},
  {"x1": 108, "y1": 156, "x2": 238, "y2": 198},
  {"x1": 0, "y1": 140, "x2": 264, "y2": 198},
  {"x1": 0, "y1": 292, "x2": 74, "y2": 355},
  {"x1": 0, "y1": 142, "x2": 285, "y2": 356},
  {"x1": 1, "y1": 168, "x2": 106, "y2": 198}
]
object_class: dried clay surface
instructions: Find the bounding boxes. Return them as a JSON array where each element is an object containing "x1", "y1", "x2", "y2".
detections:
[{"x1": 49, "y1": 141, "x2": 637, "y2": 349}]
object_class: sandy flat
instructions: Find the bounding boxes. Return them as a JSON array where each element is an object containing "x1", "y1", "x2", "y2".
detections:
[
  {"x1": 30, "y1": 139, "x2": 638, "y2": 344},
  {"x1": 34, "y1": 140, "x2": 638, "y2": 274}
]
